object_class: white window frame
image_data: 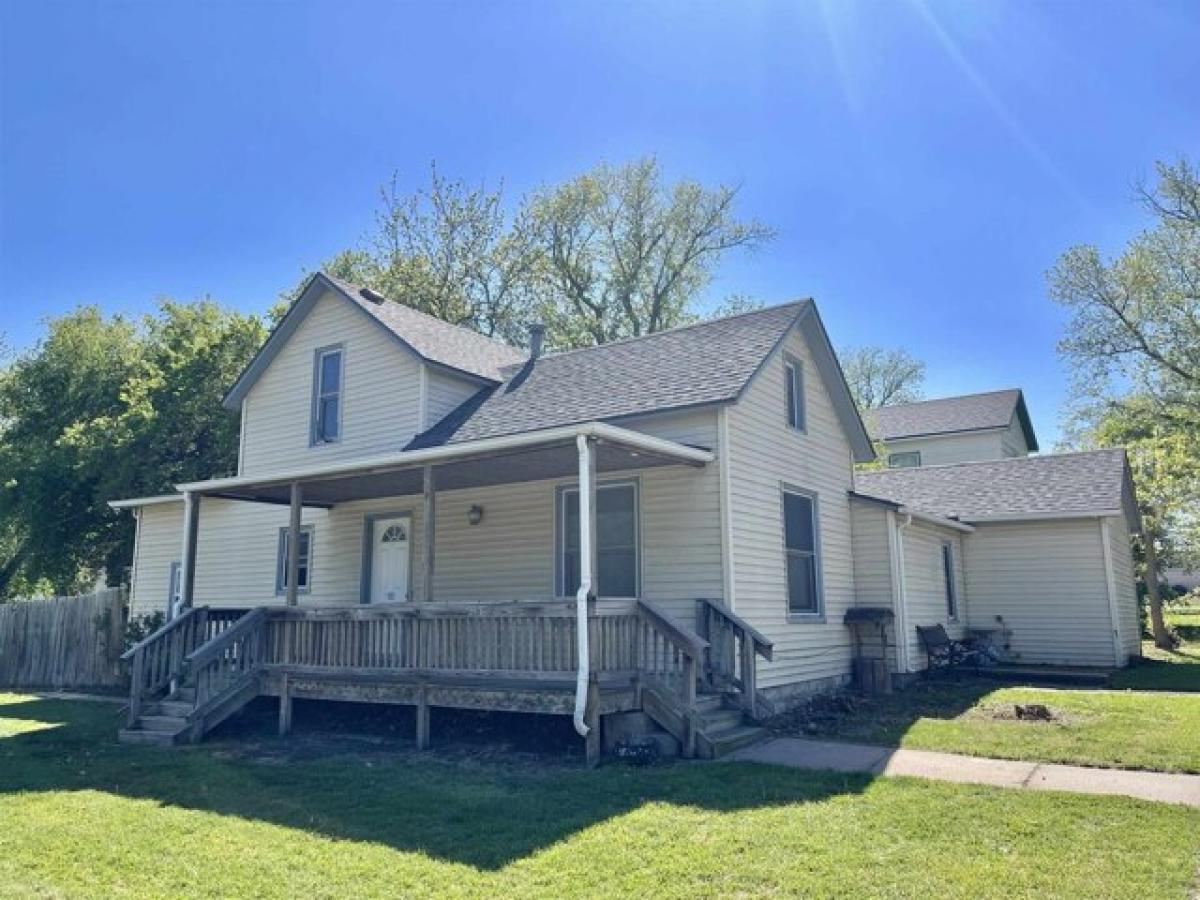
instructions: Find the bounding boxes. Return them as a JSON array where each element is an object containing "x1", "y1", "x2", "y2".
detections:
[
  {"x1": 275, "y1": 525, "x2": 315, "y2": 595},
  {"x1": 555, "y1": 479, "x2": 641, "y2": 599},
  {"x1": 310, "y1": 344, "x2": 344, "y2": 446},
  {"x1": 784, "y1": 354, "x2": 806, "y2": 433},
  {"x1": 782, "y1": 485, "x2": 823, "y2": 620},
  {"x1": 888, "y1": 451, "x2": 922, "y2": 468},
  {"x1": 942, "y1": 540, "x2": 958, "y2": 620}
]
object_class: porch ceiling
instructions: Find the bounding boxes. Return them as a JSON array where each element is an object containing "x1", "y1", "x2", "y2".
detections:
[{"x1": 179, "y1": 422, "x2": 712, "y2": 507}]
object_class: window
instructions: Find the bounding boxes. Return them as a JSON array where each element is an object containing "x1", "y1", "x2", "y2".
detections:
[
  {"x1": 276, "y1": 526, "x2": 314, "y2": 594},
  {"x1": 311, "y1": 346, "x2": 343, "y2": 444},
  {"x1": 784, "y1": 357, "x2": 805, "y2": 431},
  {"x1": 888, "y1": 451, "x2": 921, "y2": 468},
  {"x1": 942, "y1": 541, "x2": 958, "y2": 620},
  {"x1": 168, "y1": 561, "x2": 182, "y2": 613},
  {"x1": 559, "y1": 482, "x2": 639, "y2": 597},
  {"x1": 783, "y1": 489, "x2": 822, "y2": 615}
]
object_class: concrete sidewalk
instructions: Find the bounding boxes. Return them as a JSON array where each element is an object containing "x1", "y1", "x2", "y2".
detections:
[{"x1": 731, "y1": 737, "x2": 1200, "y2": 808}]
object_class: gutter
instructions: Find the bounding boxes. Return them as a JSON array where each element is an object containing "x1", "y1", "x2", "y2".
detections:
[{"x1": 174, "y1": 421, "x2": 713, "y2": 495}]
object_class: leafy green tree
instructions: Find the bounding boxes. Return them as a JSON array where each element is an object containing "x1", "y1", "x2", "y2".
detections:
[
  {"x1": 1051, "y1": 158, "x2": 1200, "y2": 648},
  {"x1": 0, "y1": 302, "x2": 265, "y2": 598},
  {"x1": 298, "y1": 158, "x2": 773, "y2": 349},
  {"x1": 840, "y1": 345, "x2": 926, "y2": 411}
]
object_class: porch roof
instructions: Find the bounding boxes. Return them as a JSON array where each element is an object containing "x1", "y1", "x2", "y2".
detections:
[{"x1": 173, "y1": 421, "x2": 713, "y2": 507}]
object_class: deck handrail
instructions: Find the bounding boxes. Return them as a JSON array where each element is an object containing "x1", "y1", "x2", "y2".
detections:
[
  {"x1": 695, "y1": 597, "x2": 773, "y2": 660},
  {"x1": 120, "y1": 606, "x2": 209, "y2": 661},
  {"x1": 185, "y1": 608, "x2": 268, "y2": 669},
  {"x1": 636, "y1": 598, "x2": 709, "y2": 657},
  {"x1": 694, "y1": 597, "x2": 772, "y2": 720}
]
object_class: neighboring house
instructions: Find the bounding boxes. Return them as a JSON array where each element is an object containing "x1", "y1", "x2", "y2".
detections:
[
  {"x1": 110, "y1": 273, "x2": 1141, "y2": 760},
  {"x1": 866, "y1": 389, "x2": 1038, "y2": 467},
  {"x1": 1165, "y1": 568, "x2": 1200, "y2": 593}
]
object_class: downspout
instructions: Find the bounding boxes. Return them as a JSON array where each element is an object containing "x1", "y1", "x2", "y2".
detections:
[
  {"x1": 891, "y1": 512, "x2": 913, "y2": 673},
  {"x1": 572, "y1": 434, "x2": 594, "y2": 737}
]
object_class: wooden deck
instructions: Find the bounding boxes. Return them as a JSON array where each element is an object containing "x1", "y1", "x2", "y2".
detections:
[{"x1": 120, "y1": 598, "x2": 772, "y2": 763}]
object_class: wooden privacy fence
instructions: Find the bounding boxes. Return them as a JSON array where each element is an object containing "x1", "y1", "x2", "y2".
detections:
[{"x1": 0, "y1": 587, "x2": 128, "y2": 690}]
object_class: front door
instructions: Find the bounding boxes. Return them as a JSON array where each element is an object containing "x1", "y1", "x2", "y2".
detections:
[{"x1": 369, "y1": 515, "x2": 411, "y2": 604}]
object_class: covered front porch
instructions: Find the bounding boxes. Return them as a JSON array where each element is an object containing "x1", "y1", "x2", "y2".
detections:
[{"x1": 120, "y1": 422, "x2": 773, "y2": 762}]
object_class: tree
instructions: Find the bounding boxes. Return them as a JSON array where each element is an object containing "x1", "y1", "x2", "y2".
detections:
[
  {"x1": 1051, "y1": 158, "x2": 1200, "y2": 649},
  {"x1": 300, "y1": 158, "x2": 774, "y2": 349},
  {"x1": 525, "y1": 158, "x2": 775, "y2": 347},
  {"x1": 840, "y1": 345, "x2": 926, "y2": 410},
  {"x1": 0, "y1": 302, "x2": 266, "y2": 598}
]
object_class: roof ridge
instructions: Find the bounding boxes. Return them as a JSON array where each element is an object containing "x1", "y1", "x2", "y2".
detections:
[
  {"x1": 876, "y1": 388, "x2": 1021, "y2": 411},
  {"x1": 324, "y1": 273, "x2": 523, "y2": 358},
  {"x1": 857, "y1": 447, "x2": 1124, "y2": 476},
  {"x1": 536, "y1": 299, "x2": 811, "y2": 363}
]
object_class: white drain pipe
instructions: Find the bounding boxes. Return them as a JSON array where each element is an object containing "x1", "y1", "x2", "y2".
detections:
[{"x1": 573, "y1": 434, "x2": 594, "y2": 737}]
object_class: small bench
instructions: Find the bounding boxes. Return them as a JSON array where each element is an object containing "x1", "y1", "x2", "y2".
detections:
[{"x1": 916, "y1": 624, "x2": 981, "y2": 674}]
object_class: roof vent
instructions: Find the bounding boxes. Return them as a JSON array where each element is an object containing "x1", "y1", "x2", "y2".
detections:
[
  {"x1": 528, "y1": 323, "x2": 546, "y2": 360},
  {"x1": 362, "y1": 287, "x2": 387, "y2": 305}
]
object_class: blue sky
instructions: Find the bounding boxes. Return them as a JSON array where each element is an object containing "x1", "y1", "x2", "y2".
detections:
[{"x1": 1, "y1": 1, "x2": 1197, "y2": 446}]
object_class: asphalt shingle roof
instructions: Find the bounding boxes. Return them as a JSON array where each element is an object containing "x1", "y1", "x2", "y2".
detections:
[
  {"x1": 854, "y1": 449, "x2": 1133, "y2": 521},
  {"x1": 327, "y1": 276, "x2": 525, "y2": 382},
  {"x1": 408, "y1": 300, "x2": 810, "y2": 447},
  {"x1": 867, "y1": 389, "x2": 1024, "y2": 441}
]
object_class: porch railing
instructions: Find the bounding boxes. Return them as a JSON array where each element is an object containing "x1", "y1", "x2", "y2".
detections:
[{"x1": 695, "y1": 597, "x2": 774, "y2": 719}]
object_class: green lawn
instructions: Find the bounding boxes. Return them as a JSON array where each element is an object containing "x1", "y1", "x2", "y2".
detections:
[
  {"x1": 1109, "y1": 611, "x2": 1200, "y2": 692},
  {"x1": 786, "y1": 679, "x2": 1200, "y2": 773},
  {"x1": 2, "y1": 695, "x2": 1198, "y2": 898}
]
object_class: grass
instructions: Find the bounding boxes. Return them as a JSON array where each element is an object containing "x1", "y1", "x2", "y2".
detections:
[
  {"x1": 2, "y1": 694, "x2": 1199, "y2": 898},
  {"x1": 787, "y1": 678, "x2": 1200, "y2": 773},
  {"x1": 1109, "y1": 610, "x2": 1200, "y2": 691}
]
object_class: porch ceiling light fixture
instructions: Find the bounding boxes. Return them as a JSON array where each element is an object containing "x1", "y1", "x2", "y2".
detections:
[{"x1": 467, "y1": 504, "x2": 484, "y2": 526}]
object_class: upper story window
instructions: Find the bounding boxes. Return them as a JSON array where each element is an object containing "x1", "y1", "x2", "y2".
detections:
[
  {"x1": 942, "y1": 541, "x2": 958, "y2": 620},
  {"x1": 888, "y1": 451, "x2": 921, "y2": 468},
  {"x1": 783, "y1": 488, "x2": 822, "y2": 617},
  {"x1": 558, "y1": 481, "x2": 639, "y2": 598},
  {"x1": 311, "y1": 345, "x2": 343, "y2": 445},
  {"x1": 784, "y1": 356, "x2": 806, "y2": 432}
]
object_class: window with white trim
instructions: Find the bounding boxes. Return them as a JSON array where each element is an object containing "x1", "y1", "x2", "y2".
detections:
[
  {"x1": 311, "y1": 346, "x2": 343, "y2": 444},
  {"x1": 559, "y1": 482, "x2": 639, "y2": 597},
  {"x1": 783, "y1": 489, "x2": 822, "y2": 615},
  {"x1": 784, "y1": 357, "x2": 805, "y2": 431},
  {"x1": 942, "y1": 541, "x2": 958, "y2": 620},
  {"x1": 276, "y1": 526, "x2": 314, "y2": 594},
  {"x1": 888, "y1": 451, "x2": 921, "y2": 468}
]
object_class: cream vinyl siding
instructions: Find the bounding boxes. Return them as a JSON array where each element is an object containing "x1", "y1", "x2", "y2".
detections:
[
  {"x1": 1106, "y1": 516, "x2": 1141, "y2": 661},
  {"x1": 725, "y1": 326, "x2": 857, "y2": 690},
  {"x1": 963, "y1": 519, "x2": 1117, "y2": 666},
  {"x1": 883, "y1": 430, "x2": 1007, "y2": 467},
  {"x1": 128, "y1": 408, "x2": 723, "y2": 623},
  {"x1": 900, "y1": 520, "x2": 967, "y2": 669},
  {"x1": 239, "y1": 288, "x2": 422, "y2": 475},
  {"x1": 1000, "y1": 415, "x2": 1030, "y2": 457},
  {"x1": 425, "y1": 368, "x2": 484, "y2": 429},
  {"x1": 850, "y1": 500, "x2": 894, "y2": 607}
]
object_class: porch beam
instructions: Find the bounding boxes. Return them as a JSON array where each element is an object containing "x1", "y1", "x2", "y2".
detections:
[
  {"x1": 177, "y1": 491, "x2": 200, "y2": 618},
  {"x1": 423, "y1": 465, "x2": 436, "y2": 603},
  {"x1": 286, "y1": 481, "x2": 303, "y2": 607}
]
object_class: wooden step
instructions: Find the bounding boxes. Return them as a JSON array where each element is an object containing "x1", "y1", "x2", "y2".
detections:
[
  {"x1": 696, "y1": 707, "x2": 744, "y2": 733},
  {"x1": 170, "y1": 687, "x2": 197, "y2": 702},
  {"x1": 137, "y1": 715, "x2": 189, "y2": 733},
  {"x1": 145, "y1": 700, "x2": 194, "y2": 717},
  {"x1": 698, "y1": 724, "x2": 768, "y2": 759},
  {"x1": 118, "y1": 728, "x2": 180, "y2": 747}
]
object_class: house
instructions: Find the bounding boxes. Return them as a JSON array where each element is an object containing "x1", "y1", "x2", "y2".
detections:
[
  {"x1": 110, "y1": 273, "x2": 1142, "y2": 760},
  {"x1": 867, "y1": 389, "x2": 1038, "y2": 467}
]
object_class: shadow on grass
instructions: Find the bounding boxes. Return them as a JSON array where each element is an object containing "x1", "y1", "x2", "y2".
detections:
[
  {"x1": 1110, "y1": 643, "x2": 1200, "y2": 692},
  {"x1": 0, "y1": 696, "x2": 873, "y2": 871}
]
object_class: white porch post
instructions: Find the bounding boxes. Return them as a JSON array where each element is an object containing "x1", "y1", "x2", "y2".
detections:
[
  {"x1": 422, "y1": 465, "x2": 436, "y2": 603},
  {"x1": 176, "y1": 490, "x2": 200, "y2": 619},
  {"x1": 286, "y1": 481, "x2": 303, "y2": 607},
  {"x1": 573, "y1": 435, "x2": 598, "y2": 749}
]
